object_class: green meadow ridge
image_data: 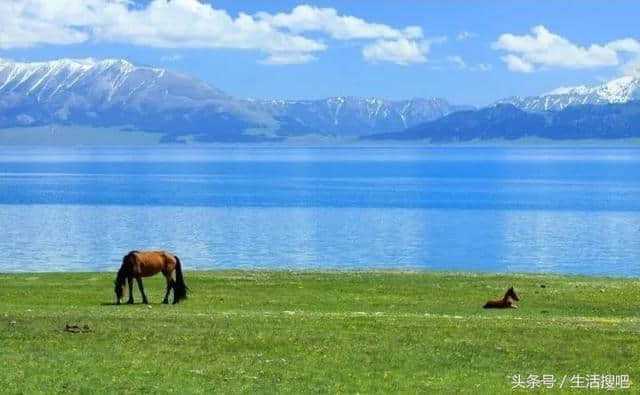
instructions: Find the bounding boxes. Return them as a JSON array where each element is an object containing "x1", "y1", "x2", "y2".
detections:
[{"x1": 1, "y1": 270, "x2": 639, "y2": 393}]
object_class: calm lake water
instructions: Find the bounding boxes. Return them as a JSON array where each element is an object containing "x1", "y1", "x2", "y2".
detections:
[{"x1": 0, "y1": 145, "x2": 639, "y2": 276}]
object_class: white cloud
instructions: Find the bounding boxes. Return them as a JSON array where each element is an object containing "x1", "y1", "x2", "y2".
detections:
[
  {"x1": 91, "y1": 0, "x2": 326, "y2": 57},
  {"x1": 501, "y1": 55, "x2": 534, "y2": 73},
  {"x1": 607, "y1": 38, "x2": 640, "y2": 76},
  {"x1": 257, "y1": 5, "x2": 422, "y2": 40},
  {"x1": 493, "y1": 25, "x2": 640, "y2": 73},
  {"x1": 457, "y1": 31, "x2": 477, "y2": 41},
  {"x1": 607, "y1": 38, "x2": 640, "y2": 53},
  {"x1": 444, "y1": 56, "x2": 493, "y2": 72},
  {"x1": 403, "y1": 27, "x2": 424, "y2": 40},
  {"x1": 362, "y1": 39, "x2": 429, "y2": 65},
  {"x1": 0, "y1": 1, "x2": 90, "y2": 48},
  {"x1": 257, "y1": 4, "x2": 428, "y2": 64},
  {"x1": 260, "y1": 52, "x2": 317, "y2": 65},
  {"x1": 446, "y1": 55, "x2": 467, "y2": 69},
  {"x1": 621, "y1": 57, "x2": 640, "y2": 76},
  {"x1": 161, "y1": 54, "x2": 183, "y2": 62},
  {"x1": 0, "y1": 0, "x2": 325, "y2": 64},
  {"x1": 0, "y1": 0, "x2": 430, "y2": 66}
]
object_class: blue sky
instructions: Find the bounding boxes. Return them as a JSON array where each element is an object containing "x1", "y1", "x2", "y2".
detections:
[{"x1": 2, "y1": 0, "x2": 640, "y2": 105}]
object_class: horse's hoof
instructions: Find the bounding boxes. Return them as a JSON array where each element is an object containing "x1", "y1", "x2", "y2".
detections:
[
  {"x1": 127, "y1": 300, "x2": 134, "y2": 304},
  {"x1": 162, "y1": 300, "x2": 168, "y2": 304}
]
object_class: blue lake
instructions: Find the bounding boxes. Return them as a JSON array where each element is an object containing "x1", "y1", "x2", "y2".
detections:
[{"x1": 0, "y1": 145, "x2": 639, "y2": 275}]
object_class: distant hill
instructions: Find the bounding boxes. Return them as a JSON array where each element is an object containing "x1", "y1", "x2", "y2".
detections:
[
  {"x1": 0, "y1": 58, "x2": 273, "y2": 142},
  {"x1": 0, "y1": 58, "x2": 466, "y2": 142},
  {"x1": 248, "y1": 97, "x2": 471, "y2": 137},
  {"x1": 4, "y1": 57, "x2": 639, "y2": 143},
  {"x1": 496, "y1": 75, "x2": 640, "y2": 112},
  {"x1": 365, "y1": 101, "x2": 640, "y2": 142}
]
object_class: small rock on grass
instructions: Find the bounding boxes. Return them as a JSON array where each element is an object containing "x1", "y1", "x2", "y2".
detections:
[{"x1": 65, "y1": 324, "x2": 91, "y2": 333}]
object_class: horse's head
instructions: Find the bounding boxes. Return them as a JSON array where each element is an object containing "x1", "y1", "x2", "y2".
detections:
[
  {"x1": 507, "y1": 287, "x2": 519, "y2": 301},
  {"x1": 114, "y1": 280, "x2": 125, "y2": 304}
]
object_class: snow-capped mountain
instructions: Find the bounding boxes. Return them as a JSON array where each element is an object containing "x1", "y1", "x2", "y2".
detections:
[
  {"x1": 367, "y1": 73, "x2": 640, "y2": 142},
  {"x1": 0, "y1": 58, "x2": 273, "y2": 141},
  {"x1": 0, "y1": 58, "x2": 468, "y2": 141},
  {"x1": 497, "y1": 75, "x2": 640, "y2": 112},
  {"x1": 0, "y1": 58, "x2": 239, "y2": 114},
  {"x1": 248, "y1": 96, "x2": 471, "y2": 136},
  {"x1": 367, "y1": 101, "x2": 640, "y2": 142}
]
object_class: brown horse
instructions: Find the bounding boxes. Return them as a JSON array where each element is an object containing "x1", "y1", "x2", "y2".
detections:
[
  {"x1": 483, "y1": 287, "x2": 519, "y2": 308},
  {"x1": 114, "y1": 250, "x2": 187, "y2": 305}
]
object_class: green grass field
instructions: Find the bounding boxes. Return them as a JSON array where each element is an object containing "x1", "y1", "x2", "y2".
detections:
[{"x1": 1, "y1": 270, "x2": 639, "y2": 393}]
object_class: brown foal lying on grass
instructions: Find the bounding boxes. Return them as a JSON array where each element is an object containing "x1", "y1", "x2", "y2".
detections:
[{"x1": 483, "y1": 287, "x2": 519, "y2": 308}]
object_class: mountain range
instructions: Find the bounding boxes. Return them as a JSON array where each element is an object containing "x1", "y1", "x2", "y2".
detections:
[
  {"x1": 367, "y1": 76, "x2": 640, "y2": 142},
  {"x1": 496, "y1": 75, "x2": 640, "y2": 112},
  {"x1": 1, "y1": 57, "x2": 640, "y2": 143},
  {"x1": 367, "y1": 102, "x2": 640, "y2": 142},
  {"x1": 244, "y1": 96, "x2": 470, "y2": 137},
  {"x1": 0, "y1": 58, "x2": 468, "y2": 142}
]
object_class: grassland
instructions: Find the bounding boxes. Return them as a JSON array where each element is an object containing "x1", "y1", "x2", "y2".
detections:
[{"x1": 1, "y1": 270, "x2": 639, "y2": 393}]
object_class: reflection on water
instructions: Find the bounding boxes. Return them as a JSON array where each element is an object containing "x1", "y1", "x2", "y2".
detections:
[
  {"x1": 1, "y1": 205, "x2": 639, "y2": 276},
  {"x1": 502, "y1": 211, "x2": 640, "y2": 275},
  {"x1": 0, "y1": 146, "x2": 639, "y2": 275}
]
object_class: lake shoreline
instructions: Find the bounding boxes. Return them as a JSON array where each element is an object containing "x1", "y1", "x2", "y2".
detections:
[
  {"x1": 2, "y1": 267, "x2": 638, "y2": 280},
  {"x1": 3, "y1": 126, "x2": 640, "y2": 146}
]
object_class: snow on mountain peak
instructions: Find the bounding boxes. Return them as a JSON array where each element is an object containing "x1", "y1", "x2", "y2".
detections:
[
  {"x1": 597, "y1": 75, "x2": 640, "y2": 103},
  {"x1": 499, "y1": 74, "x2": 640, "y2": 112},
  {"x1": 545, "y1": 75, "x2": 640, "y2": 104},
  {"x1": 546, "y1": 85, "x2": 590, "y2": 96},
  {"x1": 0, "y1": 57, "x2": 233, "y2": 117},
  {"x1": 0, "y1": 57, "x2": 475, "y2": 140}
]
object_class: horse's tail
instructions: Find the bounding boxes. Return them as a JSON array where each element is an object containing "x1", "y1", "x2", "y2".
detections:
[{"x1": 173, "y1": 255, "x2": 188, "y2": 303}]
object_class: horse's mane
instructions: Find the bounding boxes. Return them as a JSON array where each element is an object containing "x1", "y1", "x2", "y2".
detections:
[{"x1": 115, "y1": 251, "x2": 137, "y2": 285}]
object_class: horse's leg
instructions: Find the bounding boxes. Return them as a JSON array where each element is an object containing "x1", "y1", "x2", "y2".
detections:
[
  {"x1": 171, "y1": 276, "x2": 179, "y2": 304},
  {"x1": 162, "y1": 275, "x2": 172, "y2": 304},
  {"x1": 169, "y1": 279, "x2": 177, "y2": 304},
  {"x1": 169, "y1": 266, "x2": 179, "y2": 304},
  {"x1": 136, "y1": 277, "x2": 149, "y2": 304},
  {"x1": 127, "y1": 277, "x2": 134, "y2": 304}
]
